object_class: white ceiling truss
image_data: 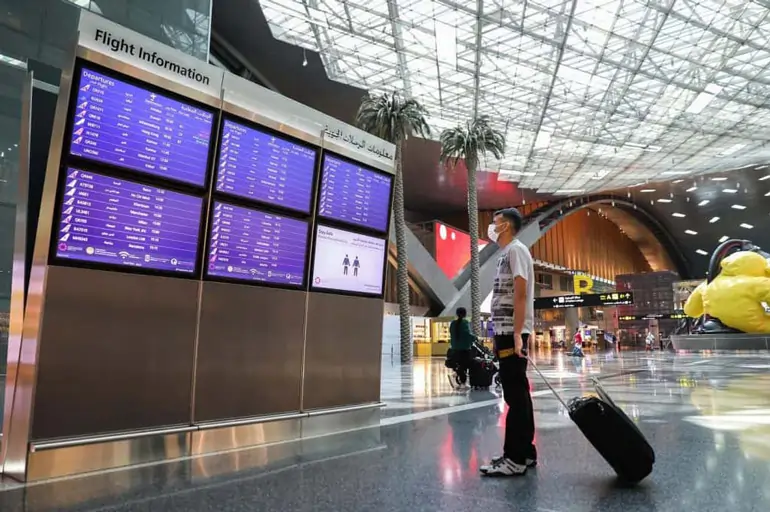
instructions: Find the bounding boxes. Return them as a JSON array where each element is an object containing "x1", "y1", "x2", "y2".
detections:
[{"x1": 257, "y1": 0, "x2": 770, "y2": 194}]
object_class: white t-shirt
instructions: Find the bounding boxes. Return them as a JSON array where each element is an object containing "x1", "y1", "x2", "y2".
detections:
[{"x1": 491, "y1": 239, "x2": 535, "y2": 335}]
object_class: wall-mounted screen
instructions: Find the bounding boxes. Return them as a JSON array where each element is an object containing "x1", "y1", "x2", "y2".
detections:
[
  {"x1": 311, "y1": 225, "x2": 386, "y2": 296},
  {"x1": 69, "y1": 67, "x2": 214, "y2": 187},
  {"x1": 54, "y1": 169, "x2": 203, "y2": 274},
  {"x1": 215, "y1": 119, "x2": 317, "y2": 213},
  {"x1": 207, "y1": 201, "x2": 309, "y2": 287},
  {"x1": 317, "y1": 154, "x2": 392, "y2": 233}
]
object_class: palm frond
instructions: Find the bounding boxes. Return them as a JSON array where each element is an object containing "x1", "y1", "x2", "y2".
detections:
[
  {"x1": 439, "y1": 115, "x2": 506, "y2": 170},
  {"x1": 354, "y1": 91, "x2": 431, "y2": 144}
]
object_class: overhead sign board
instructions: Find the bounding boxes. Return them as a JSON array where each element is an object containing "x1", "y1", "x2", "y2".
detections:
[
  {"x1": 619, "y1": 313, "x2": 687, "y2": 321},
  {"x1": 534, "y1": 292, "x2": 634, "y2": 310}
]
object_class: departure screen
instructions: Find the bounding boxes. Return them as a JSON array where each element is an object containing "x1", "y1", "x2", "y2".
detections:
[
  {"x1": 216, "y1": 119, "x2": 317, "y2": 212},
  {"x1": 207, "y1": 201, "x2": 309, "y2": 287},
  {"x1": 54, "y1": 169, "x2": 203, "y2": 274},
  {"x1": 311, "y1": 225, "x2": 386, "y2": 296},
  {"x1": 317, "y1": 154, "x2": 392, "y2": 233},
  {"x1": 69, "y1": 67, "x2": 214, "y2": 187}
]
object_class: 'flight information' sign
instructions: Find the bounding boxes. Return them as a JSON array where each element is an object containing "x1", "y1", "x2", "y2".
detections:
[
  {"x1": 207, "y1": 202, "x2": 309, "y2": 287},
  {"x1": 318, "y1": 154, "x2": 392, "y2": 233},
  {"x1": 216, "y1": 119, "x2": 317, "y2": 213},
  {"x1": 69, "y1": 67, "x2": 214, "y2": 187},
  {"x1": 55, "y1": 169, "x2": 203, "y2": 274},
  {"x1": 534, "y1": 292, "x2": 634, "y2": 310}
]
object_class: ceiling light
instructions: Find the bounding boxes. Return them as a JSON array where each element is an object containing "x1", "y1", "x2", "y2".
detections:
[
  {"x1": 686, "y1": 83, "x2": 722, "y2": 114},
  {"x1": 718, "y1": 143, "x2": 747, "y2": 157},
  {"x1": 719, "y1": 236, "x2": 729, "y2": 243},
  {"x1": 672, "y1": 179, "x2": 684, "y2": 184},
  {"x1": 685, "y1": 229, "x2": 698, "y2": 235},
  {"x1": 756, "y1": 165, "x2": 769, "y2": 170},
  {"x1": 722, "y1": 189, "x2": 737, "y2": 193},
  {"x1": 640, "y1": 189, "x2": 655, "y2": 193},
  {"x1": 698, "y1": 199, "x2": 709, "y2": 206},
  {"x1": 759, "y1": 175, "x2": 770, "y2": 181},
  {"x1": 711, "y1": 177, "x2": 727, "y2": 181},
  {"x1": 672, "y1": 213, "x2": 686, "y2": 218},
  {"x1": 765, "y1": 191, "x2": 770, "y2": 197},
  {"x1": 661, "y1": 170, "x2": 690, "y2": 175},
  {"x1": 696, "y1": 249, "x2": 709, "y2": 256},
  {"x1": 732, "y1": 204, "x2": 747, "y2": 210},
  {"x1": 740, "y1": 223, "x2": 754, "y2": 229},
  {"x1": 657, "y1": 198, "x2": 672, "y2": 203},
  {"x1": 0, "y1": 52, "x2": 26, "y2": 70},
  {"x1": 709, "y1": 216, "x2": 720, "y2": 223},
  {"x1": 686, "y1": 186, "x2": 698, "y2": 192},
  {"x1": 555, "y1": 189, "x2": 584, "y2": 194}
]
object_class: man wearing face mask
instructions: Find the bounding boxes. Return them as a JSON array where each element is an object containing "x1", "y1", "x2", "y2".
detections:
[{"x1": 480, "y1": 207, "x2": 537, "y2": 477}]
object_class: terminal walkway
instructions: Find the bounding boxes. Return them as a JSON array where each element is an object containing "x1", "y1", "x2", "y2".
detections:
[{"x1": 3, "y1": 350, "x2": 770, "y2": 511}]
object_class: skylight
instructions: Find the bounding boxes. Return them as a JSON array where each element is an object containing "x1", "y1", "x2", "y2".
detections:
[{"x1": 259, "y1": 0, "x2": 770, "y2": 193}]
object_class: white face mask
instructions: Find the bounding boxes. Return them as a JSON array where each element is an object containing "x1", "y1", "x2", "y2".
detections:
[{"x1": 487, "y1": 223, "x2": 500, "y2": 243}]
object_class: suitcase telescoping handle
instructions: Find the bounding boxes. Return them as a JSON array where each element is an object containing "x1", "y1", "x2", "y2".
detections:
[{"x1": 526, "y1": 356, "x2": 569, "y2": 410}]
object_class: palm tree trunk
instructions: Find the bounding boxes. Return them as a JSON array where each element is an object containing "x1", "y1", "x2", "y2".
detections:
[
  {"x1": 466, "y1": 161, "x2": 481, "y2": 336},
  {"x1": 393, "y1": 141, "x2": 412, "y2": 363}
]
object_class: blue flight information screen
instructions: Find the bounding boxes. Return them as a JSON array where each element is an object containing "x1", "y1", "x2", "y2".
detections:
[
  {"x1": 318, "y1": 155, "x2": 392, "y2": 233},
  {"x1": 215, "y1": 119, "x2": 318, "y2": 213},
  {"x1": 69, "y1": 67, "x2": 214, "y2": 187},
  {"x1": 207, "y1": 201, "x2": 309, "y2": 286},
  {"x1": 55, "y1": 168, "x2": 203, "y2": 274}
]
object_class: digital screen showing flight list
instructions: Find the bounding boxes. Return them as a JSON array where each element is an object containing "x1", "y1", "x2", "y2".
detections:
[
  {"x1": 207, "y1": 202, "x2": 309, "y2": 287},
  {"x1": 69, "y1": 67, "x2": 214, "y2": 187},
  {"x1": 216, "y1": 119, "x2": 317, "y2": 212},
  {"x1": 55, "y1": 169, "x2": 203, "y2": 274},
  {"x1": 318, "y1": 155, "x2": 392, "y2": 233}
]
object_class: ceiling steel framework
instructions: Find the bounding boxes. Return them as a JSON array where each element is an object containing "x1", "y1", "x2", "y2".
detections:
[{"x1": 257, "y1": 0, "x2": 770, "y2": 194}]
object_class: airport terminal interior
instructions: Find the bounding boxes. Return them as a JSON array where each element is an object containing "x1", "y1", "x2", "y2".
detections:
[{"x1": 2, "y1": 0, "x2": 770, "y2": 511}]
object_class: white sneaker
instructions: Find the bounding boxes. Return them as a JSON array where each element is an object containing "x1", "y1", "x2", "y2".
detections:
[
  {"x1": 479, "y1": 457, "x2": 527, "y2": 476},
  {"x1": 484, "y1": 455, "x2": 538, "y2": 469}
]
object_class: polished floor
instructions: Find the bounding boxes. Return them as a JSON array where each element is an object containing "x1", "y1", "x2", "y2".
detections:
[{"x1": 3, "y1": 349, "x2": 770, "y2": 511}]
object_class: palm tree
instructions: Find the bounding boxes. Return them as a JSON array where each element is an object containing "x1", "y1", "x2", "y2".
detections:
[
  {"x1": 356, "y1": 91, "x2": 430, "y2": 363},
  {"x1": 439, "y1": 116, "x2": 505, "y2": 335}
]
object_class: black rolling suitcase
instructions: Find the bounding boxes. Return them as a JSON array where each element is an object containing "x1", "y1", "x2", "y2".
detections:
[
  {"x1": 529, "y1": 358, "x2": 655, "y2": 484},
  {"x1": 468, "y1": 357, "x2": 495, "y2": 388}
]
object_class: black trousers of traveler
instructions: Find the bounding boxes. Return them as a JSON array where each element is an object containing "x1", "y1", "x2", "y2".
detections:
[{"x1": 495, "y1": 333, "x2": 536, "y2": 464}]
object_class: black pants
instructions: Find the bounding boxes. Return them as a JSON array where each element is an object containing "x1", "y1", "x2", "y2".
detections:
[
  {"x1": 496, "y1": 334, "x2": 536, "y2": 464},
  {"x1": 453, "y1": 349, "x2": 472, "y2": 384}
]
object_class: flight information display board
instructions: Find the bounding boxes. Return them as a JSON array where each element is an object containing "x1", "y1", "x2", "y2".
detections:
[
  {"x1": 215, "y1": 119, "x2": 317, "y2": 213},
  {"x1": 69, "y1": 67, "x2": 214, "y2": 187},
  {"x1": 54, "y1": 169, "x2": 203, "y2": 274},
  {"x1": 317, "y1": 154, "x2": 392, "y2": 233},
  {"x1": 207, "y1": 201, "x2": 309, "y2": 287},
  {"x1": 311, "y1": 225, "x2": 386, "y2": 296}
]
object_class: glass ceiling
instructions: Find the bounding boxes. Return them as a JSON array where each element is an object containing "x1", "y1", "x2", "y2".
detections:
[{"x1": 258, "y1": 0, "x2": 770, "y2": 194}]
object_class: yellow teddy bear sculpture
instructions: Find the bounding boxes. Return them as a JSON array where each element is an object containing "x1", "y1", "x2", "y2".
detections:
[{"x1": 684, "y1": 251, "x2": 770, "y2": 333}]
